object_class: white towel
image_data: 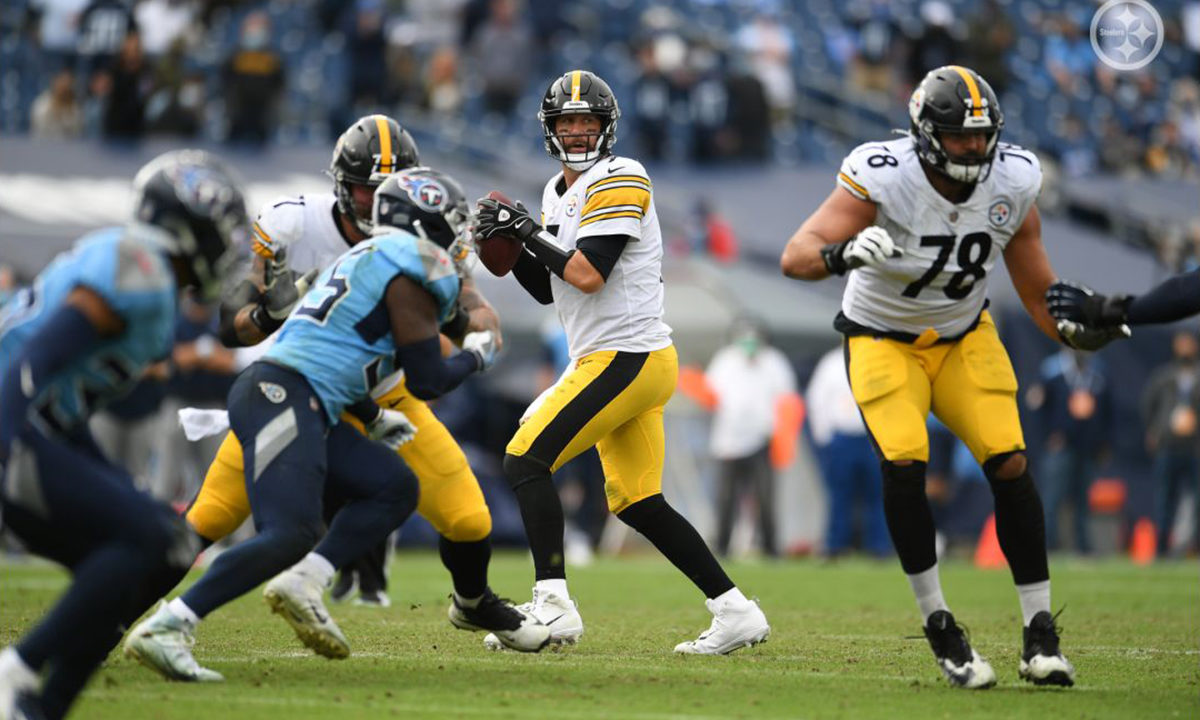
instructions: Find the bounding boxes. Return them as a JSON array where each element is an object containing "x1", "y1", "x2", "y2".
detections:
[{"x1": 178, "y1": 407, "x2": 231, "y2": 441}]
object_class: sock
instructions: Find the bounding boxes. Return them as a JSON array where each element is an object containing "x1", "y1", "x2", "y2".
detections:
[
  {"x1": 616, "y1": 494, "x2": 735, "y2": 599},
  {"x1": 535, "y1": 578, "x2": 570, "y2": 600},
  {"x1": 1017, "y1": 580, "x2": 1051, "y2": 626},
  {"x1": 987, "y1": 468, "x2": 1050, "y2": 585},
  {"x1": 712, "y1": 586, "x2": 748, "y2": 608},
  {"x1": 907, "y1": 564, "x2": 949, "y2": 622},
  {"x1": 880, "y1": 461, "x2": 938, "y2": 575},
  {"x1": 296, "y1": 552, "x2": 335, "y2": 587},
  {"x1": 454, "y1": 593, "x2": 483, "y2": 609},
  {"x1": 513, "y1": 477, "x2": 567, "y2": 581},
  {"x1": 438, "y1": 536, "x2": 491, "y2": 600},
  {"x1": 167, "y1": 597, "x2": 200, "y2": 626}
]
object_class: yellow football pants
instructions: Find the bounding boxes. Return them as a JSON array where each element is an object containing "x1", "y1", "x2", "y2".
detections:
[
  {"x1": 844, "y1": 311, "x2": 1025, "y2": 464},
  {"x1": 507, "y1": 345, "x2": 678, "y2": 514},
  {"x1": 185, "y1": 378, "x2": 491, "y2": 543}
]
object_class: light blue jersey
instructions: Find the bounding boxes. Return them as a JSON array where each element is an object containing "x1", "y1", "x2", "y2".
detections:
[
  {"x1": 0, "y1": 227, "x2": 176, "y2": 433},
  {"x1": 265, "y1": 230, "x2": 460, "y2": 423}
]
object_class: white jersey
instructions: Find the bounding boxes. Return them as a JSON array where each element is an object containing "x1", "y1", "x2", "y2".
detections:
[
  {"x1": 250, "y1": 192, "x2": 354, "y2": 273},
  {"x1": 540, "y1": 155, "x2": 672, "y2": 359},
  {"x1": 835, "y1": 137, "x2": 1043, "y2": 339}
]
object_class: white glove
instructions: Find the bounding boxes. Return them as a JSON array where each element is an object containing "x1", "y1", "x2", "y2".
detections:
[
  {"x1": 365, "y1": 407, "x2": 418, "y2": 450},
  {"x1": 844, "y1": 227, "x2": 902, "y2": 270},
  {"x1": 462, "y1": 330, "x2": 498, "y2": 371}
]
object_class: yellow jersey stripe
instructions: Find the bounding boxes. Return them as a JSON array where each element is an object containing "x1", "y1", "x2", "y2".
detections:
[
  {"x1": 375, "y1": 115, "x2": 393, "y2": 173},
  {"x1": 571, "y1": 70, "x2": 581, "y2": 102},
  {"x1": 838, "y1": 172, "x2": 870, "y2": 199},
  {"x1": 587, "y1": 174, "x2": 650, "y2": 192},
  {"x1": 578, "y1": 210, "x2": 643, "y2": 227},
  {"x1": 582, "y1": 186, "x2": 651, "y2": 216},
  {"x1": 250, "y1": 242, "x2": 274, "y2": 259},
  {"x1": 949, "y1": 65, "x2": 983, "y2": 117}
]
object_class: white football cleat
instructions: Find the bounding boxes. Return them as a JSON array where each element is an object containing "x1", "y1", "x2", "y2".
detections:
[
  {"x1": 0, "y1": 646, "x2": 41, "y2": 718},
  {"x1": 263, "y1": 569, "x2": 350, "y2": 659},
  {"x1": 673, "y1": 595, "x2": 770, "y2": 655},
  {"x1": 923, "y1": 610, "x2": 996, "y2": 689},
  {"x1": 1020, "y1": 611, "x2": 1076, "y2": 687},
  {"x1": 123, "y1": 603, "x2": 224, "y2": 682},
  {"x1": 483, "y1": 587, "x2": 582, "y2": 650},
  {"x1": 449, "y1": 589, "x2": 551, "y2": 653}
]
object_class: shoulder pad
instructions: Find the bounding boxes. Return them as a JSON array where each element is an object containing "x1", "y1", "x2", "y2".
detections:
[
  {"x1": 836, "y1": 140, "x2": 907, "y2": 202},
  {"x1": 252, "y1": 196, "x2": 307, "y2": 260}
]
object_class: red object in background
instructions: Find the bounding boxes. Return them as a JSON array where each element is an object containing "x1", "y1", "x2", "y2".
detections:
[
  {"x1": 770, "y1": 393, "x2": 805, "y2": 469},
  {"x1": 974, "y1": 514, "x2": 1007, "y2": 569},
  {"x1": 1088, "y1": 477, "x2": 1127, "y2": 514},
  {"x1": 1130, "y1": 517, "x2": 1156, "y2": 565},
  {"x1": 706, "y1": 212, "x2": 738, "y2": 262},
  {"x1": 677, "y1": 365, "x2": 717, "y2": 410}
]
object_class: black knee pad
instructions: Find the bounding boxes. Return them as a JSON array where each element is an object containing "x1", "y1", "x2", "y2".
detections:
[
  {"x1": 983, "y1": 451, "x2": 1027, "y2": 484},
  {"x1": 616, "y1": 493, "x2": 667, "y2": 531},
  {"x1": 502, "y1": 453, "x2": 551, "y2": 491},
  {"x1": 881, "y1": 460, "x2": 927, "y2": 496}
]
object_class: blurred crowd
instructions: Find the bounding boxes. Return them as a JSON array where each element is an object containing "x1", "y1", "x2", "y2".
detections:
[{"x1": 6, "y1": 0, "x2": 1199, "y2": 178}]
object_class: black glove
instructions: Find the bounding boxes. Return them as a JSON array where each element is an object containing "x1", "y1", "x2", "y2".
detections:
[
  {"x1": 1056, "y1": 319, "x2": 1131, "y2": 351},
  {"x1": 475, "y1": 197, "x2": 539, "y2": 243},
  {"x1": 1046, "y1": 280, "x2": 1132, "y2": 328}
]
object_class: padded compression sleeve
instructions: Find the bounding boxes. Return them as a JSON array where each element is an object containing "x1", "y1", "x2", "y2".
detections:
[
  {"x1": 1126, "y1": 272, "x2": 1200, "y2": 326},
  {"x1": 512, "y1": 250, "x2": 554, "y2": 305},
  {"x1": 393, "y1": 336, "x2": 480, "y2": 400}
]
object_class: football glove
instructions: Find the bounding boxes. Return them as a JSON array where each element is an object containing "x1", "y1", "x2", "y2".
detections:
[
  {"x1": 1056, "y1": 319, "x2": 1131, "y2": 352},
  {"x1": 1046, "y1": 280, "x2": 1132, "y2": 328},
  {"x1": 821, "y1": 227, "x2": 903, "y2": 276},
  {"x1": 364, "y1": 407, "x2": 418, "y2": 450},
  {"x1": 475, "y1": 197, "x2": 539, "y2": 243},
  {"x1": 261, "y1": 248, "x2": 319, "y2": 321},
  {"x1": 462, "y1": 330, "x2": 499, "y2": 371}
]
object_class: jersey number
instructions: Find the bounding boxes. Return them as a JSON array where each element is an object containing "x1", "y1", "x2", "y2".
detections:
[
  {"x1": 901, "y1": 232, "x2": 993, "y2": 299},
  {"x1": 293, "y1": 246, "x2": 371, "y2": 324}
]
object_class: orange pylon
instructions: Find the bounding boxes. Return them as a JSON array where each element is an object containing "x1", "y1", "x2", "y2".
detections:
[
  {"x1": 1130, "y1": 517, "x2": 1157, "y2": 565},
  {"x1": 974, "y1": 514, "x2": 1007, "y2": 569}
]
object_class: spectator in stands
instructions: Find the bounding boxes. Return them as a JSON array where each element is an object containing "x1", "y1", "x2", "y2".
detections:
[
  {"x1": 906, "y1": 2, "x2": 963, "y2": 88},
  {"x1": 699, "y1": 318, "x2": 801, "y2": 558},
  {"x1": 1141, "y1": 330, "x2": 1200, "y2": 557},
  {"x1": 735, "y1": 10, "x2": 795, "y2": 125},
  {"x1": 133, "y1": 0, "x2": 195, "y2": 60},
  {"x1": 223, "y1": 10, "x2": 283, "y2": 146},
  {"x1": 806, "y1": 347, "x2": 889, "y2": 558},
  {"x1": 848, "y1": 0, "x2": 899, "y2": 94},
  {"x1": 468, "y1": 0, "x2": 533, "y2": 121},
  {"x1": 723, "y1": 54, "x2": 771, "y2": 162},
  {"x1": 965, "y1": 0, "x2": 1014, "y2": 96},
  {"x1": 1043, "y1": 13, "x2": 1095, "y2": 97},
  {"x1": 687, "y1": 45, "x2": 731, "y2": 165},
  {"x1": 101, "y1": 30, "x2": 147, "y2": 140},
  {"x1": 424, "y1": 46, "x2": 463, "y2": 116},
  {"x1": 1026, "y1": 349, "x2": 1113, "y2": 555},
  {"x1": 77, "y1": 0, "x2": 137, "y2": 78},
  {"x1": 1053, "y1": 116, "x2": 1100, "y2": 178},
  {"x1": 31, "y1": 0, "x2": 89, "y2": 74},
  {"x1": 632, "y1": 43, "x2": 673, "y2": 162},
  {"x1": 30, "y1": 68, "x2": 83, "y2": 138},
  {"x1": 346, "y1": 0, "x2": 390, "y2": 109}
]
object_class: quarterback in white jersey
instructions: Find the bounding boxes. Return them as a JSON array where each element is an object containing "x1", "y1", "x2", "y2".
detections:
[
  {"x1": 474, "y1": 70, "x2": 769, "y2": 655},
  {"x1": 782, "y1": 66, "x2": 1080, "y2": 689}
]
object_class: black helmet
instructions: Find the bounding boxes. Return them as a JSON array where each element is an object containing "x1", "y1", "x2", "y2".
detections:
[
  {"x1": 372, "y1": 167, "x2": 472, "y2": 259},
  {"x1": 131, "y1": 150, "x2": 248, "y2": 301},
  {"x1": 329, "y1": 114, "x2": 420, "y2": 234},
  {"x1": 538, "y1": 70, "x2": 620, "y2": 171},
  {"x1": 908, "y1": 65, "x2": 1004, "y2": 184}
]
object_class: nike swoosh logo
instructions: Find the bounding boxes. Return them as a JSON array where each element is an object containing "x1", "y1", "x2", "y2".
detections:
[{"x1": 544, "y1": 613, "x2": 566, "y2": 626}]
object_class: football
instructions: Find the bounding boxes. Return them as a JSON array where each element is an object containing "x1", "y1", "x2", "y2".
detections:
[{"x1": 476, "y1": 190, "x2": 524, "y2": 277}]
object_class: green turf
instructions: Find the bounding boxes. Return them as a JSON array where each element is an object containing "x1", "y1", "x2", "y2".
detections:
[{"x1": 1, "y1": 552, "x2": 1196, "y2": 719}]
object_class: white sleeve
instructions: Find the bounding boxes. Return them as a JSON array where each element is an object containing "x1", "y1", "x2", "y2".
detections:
[
  {"x1": 576, "y1": 159, "x2": 652, "y2": 240},
  {"x1": 836, "y1": 142, "x2": 901, "y2": 204},
  {"x1": 251, "y1": 197, "x2": 306, "y2": 261}
]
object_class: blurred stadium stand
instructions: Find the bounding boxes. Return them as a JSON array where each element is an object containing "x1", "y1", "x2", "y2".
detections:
[{"x1": 1, "y1": 0, "x2": 1198, "y2": 555}]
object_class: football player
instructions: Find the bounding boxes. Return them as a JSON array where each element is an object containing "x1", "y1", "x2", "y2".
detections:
[
  {"x1": 473, "y1": 70, "x2": 770, "y2": 654},
  {"x1": 0, "y1": 151, "x2": 245, "y2": 719},
  {"x1": 781, "y1": 66, "x2": 1085, "y2": 688},
  {"x1": 124, "y1": 167, "x2": 548, "y2": 681}
]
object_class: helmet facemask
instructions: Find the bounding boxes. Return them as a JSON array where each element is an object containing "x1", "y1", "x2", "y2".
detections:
[{"x1": 540, "y1": 109, "x2": 618, "y2": 171}]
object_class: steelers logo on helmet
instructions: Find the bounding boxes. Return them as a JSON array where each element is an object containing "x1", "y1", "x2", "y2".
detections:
[
  {"x1": 538, "y1": 69, "x2": 621, "y2": 171},
  {"x1": 908, "y1": 65, "x2": 1005, "y2": 185}
]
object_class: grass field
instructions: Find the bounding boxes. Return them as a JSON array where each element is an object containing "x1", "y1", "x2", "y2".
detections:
[{"x1": 1, "y1": 552, "x2": 1196, "y2": 719}]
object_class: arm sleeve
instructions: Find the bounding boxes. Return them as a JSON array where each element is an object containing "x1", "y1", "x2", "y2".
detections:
[
  {"x1": 512, "y1": 250, "x2": 554, "y2": 304},
  {"x1": 393, "y1": 336, "x2": 480, "y2": 401},
  {"x1": 576, "y1": 234, "x2": 631, "y2": 281},
  {"x1": 0, "y1": 305, "x2": 102, "y2": 451},
  {"x1": 1126, "y1": 272, "x2": 1200, "y2": 326}
]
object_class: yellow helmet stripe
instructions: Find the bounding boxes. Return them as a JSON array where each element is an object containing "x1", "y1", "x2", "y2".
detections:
[
  {"x1": 570, "y1": 70, "x2": 581, "y2": 102},
  {"x1": 949, "y1": 65, "x2": 983, "y2": 117},
  {"x1": 374, "y1": 115, "x2": 393, "y2": 173}
]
